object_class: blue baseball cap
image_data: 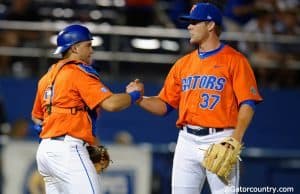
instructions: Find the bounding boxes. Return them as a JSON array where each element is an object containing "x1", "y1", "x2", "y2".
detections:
[{"x1": 179, "y1": 3, "x2": 223, "y2": 25}]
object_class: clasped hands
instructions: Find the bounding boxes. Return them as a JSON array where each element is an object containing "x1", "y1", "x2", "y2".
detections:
[{"x1": 126, "y1": 79, "x2": 144, "y2": 102}]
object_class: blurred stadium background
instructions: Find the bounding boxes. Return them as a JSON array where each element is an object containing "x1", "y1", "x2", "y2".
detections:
[{"x1": 0, "y1": 0, "x2": 299, "y2": 193}]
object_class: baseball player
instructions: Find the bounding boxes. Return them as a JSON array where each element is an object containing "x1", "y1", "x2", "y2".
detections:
[
  {"x1": 31, "y1": 24, "x2": 142, "y2": 194},
  {"x1": 127, "y1": 2, "x2": 263, "y2": 194}
]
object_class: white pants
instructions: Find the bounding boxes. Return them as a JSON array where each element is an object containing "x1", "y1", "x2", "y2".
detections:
[
  {"x1": 172, "y1": 129, "x2": 239, "y2": 194},
  {"x1": 36, "y1": 135, "x2": 101, "y2": 194}
]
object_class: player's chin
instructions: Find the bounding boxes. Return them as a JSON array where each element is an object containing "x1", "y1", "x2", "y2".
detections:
[
  {"x1": 84, "y1": 57, "x2": 92, "y2": 65},
  {"x1": 189, "y1": 38, "x2": 199, "y2": 45}
]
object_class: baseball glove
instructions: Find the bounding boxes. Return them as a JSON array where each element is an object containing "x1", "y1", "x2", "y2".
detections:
[
  {"x1": 87, "y1": 145, "x2": 111, "y2": 173},
  {"x1": 202, "y1": 137, "x2": 243, "y2": 184}
]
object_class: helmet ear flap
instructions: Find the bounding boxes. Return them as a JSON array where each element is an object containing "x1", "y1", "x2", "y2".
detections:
[{"x1": 53, "y1": 24, "x2": 93, "y2": 54}]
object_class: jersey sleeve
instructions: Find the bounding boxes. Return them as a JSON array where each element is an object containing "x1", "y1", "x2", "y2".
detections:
[
  {"x1": 73, "y1": 70, "x2": 113, "y2": 110},
  {"x1": 158, "y1": 61, "x2": 181, "y2": 109},
  {"x1": 231, "y1": 55, "x2": 263, "y2": 105},
  {"x1": 31, "y1": 81, "x2": 44, "y2": 119}
]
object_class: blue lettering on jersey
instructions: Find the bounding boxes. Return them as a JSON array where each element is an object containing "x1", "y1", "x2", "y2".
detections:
[
  {"x1": 199, "y1": 76, "x2": 208, "y2": 88},
  {"x1": 215, "y1": 77, "x2": 226, "y2": 90},
  {"x1": 205, "y1": 76, "x2": 216, "y2": 89},
  {"x1": 192, "y1": 75, "x2": 201, "y2": 89},
  {"x1": 181, "y1": 75, "x2": 226, "y2": 92},
  {"x1": 182, "y1": 76, "x2": 192, "y2": 91}
]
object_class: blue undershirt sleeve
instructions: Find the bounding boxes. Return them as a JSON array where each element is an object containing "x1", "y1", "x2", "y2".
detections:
[
  {"x1": 164, "y1": 102, "x2": 174, "y2": 116},
  {"x1": 240, "y1": 100, "x2": 256, "y2": 111}
]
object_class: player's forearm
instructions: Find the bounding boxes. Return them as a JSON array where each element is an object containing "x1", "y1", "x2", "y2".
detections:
[
  {"x1": 100, "y1": 93, "x2": 132, "y2": 112},
  {"x1": 232, "y1": 104, "x2": 255, "y2": 142},
  {"x1": 32, "y1": 116, "x2": 43, "y2": 125},
  {"x1": 136, "y1": 96, "x2": 167, "y2": 116}
]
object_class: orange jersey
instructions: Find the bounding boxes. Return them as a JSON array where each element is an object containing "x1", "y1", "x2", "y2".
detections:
[
  {"x1": 159, "y1": 44, "x2": 263, "y2": 128},
  {"x1": 31, "y1": 59, "x2": 112, "y2": 145}
]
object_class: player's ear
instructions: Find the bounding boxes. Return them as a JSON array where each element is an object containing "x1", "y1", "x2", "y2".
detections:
[
  {"x1": 70, "y1": 44, "x2": 79, "y2": 54},
  {"x1": 206, "y1": 21, "x2": 216, "y2": 32}
]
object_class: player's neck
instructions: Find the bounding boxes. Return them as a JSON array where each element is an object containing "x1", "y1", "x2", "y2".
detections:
[
  {"x1": 67, "y1": 54, "x2": 79, "y2": 61},
  {"x1": 64, "y1": 54, "x2": 81, "y2": 63},
  {"x1": 198, "y1": 36, "x2": 221, "y2": 53}
]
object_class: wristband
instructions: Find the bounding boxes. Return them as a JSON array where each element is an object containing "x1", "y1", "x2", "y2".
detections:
[
  {"x1": 32, "y1": 124, "x2": 42, "y2": 135},
  {"x1": 128, "y1": 91, "x2": 141, "y2": 104}
]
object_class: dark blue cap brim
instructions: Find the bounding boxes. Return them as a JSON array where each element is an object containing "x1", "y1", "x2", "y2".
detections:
[
  {"x1": 179, "y1": 15, "x2": 199, "y2": 21},
  {"x1": 179, "y1": 15, "x2": 221, "y2": 25},
  {"x1": 179, "y1": 15, "x2": 210, "y2": 23}
]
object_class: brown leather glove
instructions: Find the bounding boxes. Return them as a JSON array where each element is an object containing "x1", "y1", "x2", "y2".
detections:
[{"x1": 87, "y1": 145, "x2": 111, "y2": 173}]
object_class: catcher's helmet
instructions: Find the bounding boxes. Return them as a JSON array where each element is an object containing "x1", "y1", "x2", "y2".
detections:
[{"x1": 53, "y1": 24, "x2": 93, "y2": 54}]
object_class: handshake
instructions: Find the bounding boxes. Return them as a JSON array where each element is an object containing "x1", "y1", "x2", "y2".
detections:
[{"x1": 126, "y1": 79, "x2": 144, "y2": 104}]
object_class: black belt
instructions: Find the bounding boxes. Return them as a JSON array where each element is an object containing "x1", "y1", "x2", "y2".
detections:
[
  {"x1": 50, "y1": 135, "x2": 65, "y2": 141},
  {"x1": 182, "y1": 126, "x2": 225, "y2": 136}
]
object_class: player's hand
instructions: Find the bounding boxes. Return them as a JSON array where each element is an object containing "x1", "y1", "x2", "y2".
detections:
[{"x1": 126, "y1": 79, "x2": 144, "y2": 96}]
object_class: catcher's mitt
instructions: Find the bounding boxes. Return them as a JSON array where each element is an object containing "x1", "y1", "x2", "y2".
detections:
[
  {"x1": 202, "y1": 137, "x2": 243, "y2": 184},
  {"x1": 87, "y1": 145, "x2": 111, "y2": 173}
]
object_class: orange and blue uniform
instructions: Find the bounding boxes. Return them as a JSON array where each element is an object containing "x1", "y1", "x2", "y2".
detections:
[
  {"x1": 32, "y1": 59, "x2": 112, "y2": 145},
  {"x1": 159, "y1": 44, "x2": 263, "y2": 128},
  {"x1": 162, "y1": 3, "x2": 263, "y2": 194}
]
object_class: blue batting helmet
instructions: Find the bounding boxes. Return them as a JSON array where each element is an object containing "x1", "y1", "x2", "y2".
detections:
[{"x1": 53, "y1": 24, "x2": 93, "y2": 54}]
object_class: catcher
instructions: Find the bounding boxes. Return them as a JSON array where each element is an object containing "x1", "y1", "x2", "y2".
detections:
[{"x1": 32, "y1": 24, "x2": 143, "y2": 194}]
